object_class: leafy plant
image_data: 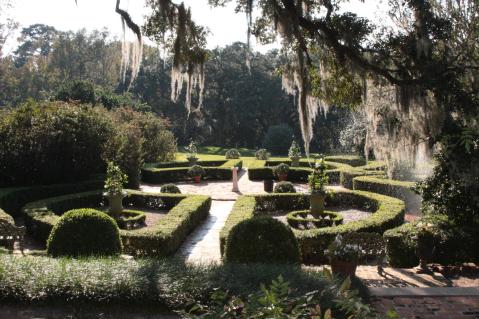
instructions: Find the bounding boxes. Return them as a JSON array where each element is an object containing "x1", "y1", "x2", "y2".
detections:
[
  {"x1": 274, "y1": 181, "x2": 296, "y2": 193},
  {"x1": 184, "y1": 141, "x2": 198, "y2": 162},
  {"x1": 324, "y1": 234, "x2": 361, "y2": 263},
  {"x1": 308, "y1": 155, "x2": 329, "y2": 193},
  {"x1": 255, "y1": 148, "x2": 270, "y2": 160},
  {"x1": 160, "y1": 183, "x2": 181, "y2": 194},
  {"x1": 273, "y1": 163, "x2": 290, "y2": 177},
  {"x1": 188, "y1": 165, "x2": 205, "y2": 177},
  {"x1": 104, "y1": 162, "x2": 127, "y2": 196},
  {"x1": 288, "y1": 141, "x2": 301, "y2": 159},
  {"x1": 225, "y1": 148, "x2": 241, "y2": 159}
]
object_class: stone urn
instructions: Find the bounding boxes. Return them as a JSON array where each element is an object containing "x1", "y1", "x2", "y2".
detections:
[
  {"x1": 416, "y1": 232, "x2": 435, "y2": 271},
  {"x1": 310, "y1": 191, "x2": 326, "y2": 217},
  {"x1": 290, "y1": 157, "x2": 300, "y2": 167},
  {"x1": 264, "y1": 179, "x2": 274, "y2": 192},
  {"x1": 331, "y1": 259, "x2": 358, "y2": 277},
  {"x1": 106, "y1": 192, "x2": 126, "y2": 215}
]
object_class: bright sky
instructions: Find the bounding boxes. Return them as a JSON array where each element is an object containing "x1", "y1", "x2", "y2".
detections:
[{"x1": 3, "y1": 0, "x2": 389, "y2": 54}]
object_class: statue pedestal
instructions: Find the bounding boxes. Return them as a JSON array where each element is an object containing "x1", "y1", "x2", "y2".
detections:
[{"x1": 232, "y1": 167, "x2": 239, "y2": 192}]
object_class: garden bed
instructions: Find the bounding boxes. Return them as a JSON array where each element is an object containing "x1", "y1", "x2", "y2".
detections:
[{"x1": 23, "y1": 190, "x2": 211, "y2": 256}]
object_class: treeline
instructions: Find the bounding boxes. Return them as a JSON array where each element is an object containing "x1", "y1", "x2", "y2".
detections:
[{"x1": 0, "y1": 24, "x2": 361, "y2": 154}]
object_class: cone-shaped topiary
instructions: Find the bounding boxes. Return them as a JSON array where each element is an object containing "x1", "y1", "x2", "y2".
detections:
[
  {"x1": 224, "y1": 217, "x2": 301, "y2": 264},
  {"x1": 47, "y1": 208, "x2": 122, "y2": 257}
]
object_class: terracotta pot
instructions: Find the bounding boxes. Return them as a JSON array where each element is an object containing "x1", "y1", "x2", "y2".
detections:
[
  {"x1": 107, "y1": 193, "x2": 124, "y2": 215},
  {"x1": 310, "y1": 192, "x2": 326, "y2": 217},
  {"x1": 264, "y1": 179, "x2": 274, "y2": 192},
  {"x1": 290, "y1": 157, "x2": 300, "y2": 167},
  {"x1": 331, "y1": 259, "x2": 358, "y2": 277},
  {"x1": 193, "y1": 175, "x2": 202, "y2": 183},
  {"x1": 278, "y1": 174, "x2": 288, "y2": 181}
]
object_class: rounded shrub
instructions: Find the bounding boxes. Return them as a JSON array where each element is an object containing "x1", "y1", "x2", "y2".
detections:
[
  {"x1": 224, "y1": 217, "x2": 301, "y2": 264},
  {"x1": 225, "y1": 148, "x2": 241, "y2": 159},
  {"x1": 274, "y1": 181, "x2": 296, "y2": 193},
  {"x1": 160, "y1": 183, "x2": 181, "y2": 194},
  {"x1": 255, "y1": 149, "x2": 270, "y2": 160},
  {"x1": 46, "y1": 208, "x2": 122, "y2": 257}
]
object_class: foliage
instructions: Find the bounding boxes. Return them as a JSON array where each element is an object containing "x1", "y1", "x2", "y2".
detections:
[
  {"x1": 224, "y1": 217, "x2": 301, "y2": 264},
  {"x1": 288, "y1": 140, "x2": 301, "y2": 159},
  {"x1": 273, "y1": 163, "x2": 290, "y2": 177},
  {"x1": 160, "y1": 184, "x2": 181, "y2": 194},
  {"x1": 184, "y1": 141, "x2": 199, "y2": 163},
  {"x1": 273, "y1": 181, "x2": 296, "y2": 193},
  {"x1": 46, "y1": 208, "x2": 122, "y2": 257},
  {"x1": 286, "y1": 210, "x2": 343, "y2": 229},
  {"x1": 255, "y1": 149, "x2": 270, "y2": 160},
  {"x1": 55, "y1": 80, "x2": 96, "y2": 105},
  {"x1": 104, "y1": 162, "x2": 127, "y2": 196},
  {"x1": 0, "y1": 101, "x2": 114, "y2": 186},
  {"x1": 339, "y1": 111, "x2": 367, "y2": 155},
  {"x1": 114, "y1": 209, "x2": 146, "y2": 229},
  {"x1": 225, "y1": 148, "x2": 241, "y2": 159},
  {"x1": 325, "y1": 234, "x2": 361, "y2": 263},
  {"x1": 263, "y1": 124, "x2": 294, "y2": 155},
  {"x1": 188, "y1": 165, "x2": 205, "y2": 177},
  {"x1": 309, "y1": 156, "x2": 329, "y2": 194}
]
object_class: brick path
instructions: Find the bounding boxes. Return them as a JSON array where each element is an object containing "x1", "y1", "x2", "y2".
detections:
[{"x1": 372, "y1": 296, "x2": 479, "y2": 319}]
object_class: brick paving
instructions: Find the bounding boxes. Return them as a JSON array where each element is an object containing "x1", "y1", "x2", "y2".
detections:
[{"x1": 372, "y1": 296, "x2": 479, "y2": 319}]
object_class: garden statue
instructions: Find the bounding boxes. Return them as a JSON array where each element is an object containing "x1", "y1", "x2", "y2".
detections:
[
  {"x1": 104, "y1": 162, "x2": 128, "y2": 216},
  {"x1": 308, "y1": 155, "x2": 328, "y2": 217},
  {"x1": 288, "y1": 141, "x2": 301, "y2": 167}
]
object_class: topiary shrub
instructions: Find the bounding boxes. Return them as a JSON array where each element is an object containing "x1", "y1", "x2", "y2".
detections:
[
  {"x1": 46, "y1": 208, "x2": 122, "y2": 257},
  {"x1": 160, "y1": 183, "x2": 181, "y2": 194},
  {"x1": 255, "y1": 149, "x2": 270, "y2": 160},
  {"x1": 273, "y1": 181, "x2": 296, "y2": 193},
  {"x1": 225, "y1": 148, "x2": 241, "y2": 159},
  {"x1": 224, "y1": 217, "x2": 301, "y2": 264}
]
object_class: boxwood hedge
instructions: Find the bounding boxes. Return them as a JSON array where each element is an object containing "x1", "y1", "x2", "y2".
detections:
[
  {"x1": 23, "y1": 190, "x2": 211, "y2": 256},
  {"x1": 220, "y1": 190, "x2": 405, "y2": 264},
  {"x1": 142, "y1": 159, "x2": 242, "y2": 184},
  {"x1": 323, "y1": 155, "x2": 366, "y2": 167}
]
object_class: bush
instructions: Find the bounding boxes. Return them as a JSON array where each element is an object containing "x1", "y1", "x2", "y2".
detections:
[
  {"x1": 55, "y1": 80, "x2": 96, "y2": 105},
  {"x1": 255, "y1": 149, "x2": 270, "y2": 160},
  {"x1": 273, "y1": 181, "x2": 296, "y2": 193},
  {"x1": 224, "y1": 217, "x2": 301, "y2": 264},
  {"x1": 46, "y1": 208, "x2": 122, "y2": 257},
  {"x1": 188, "y1": 165, "x2": 205, "y2": 177},
  {"x1": 0, "y1": 102, "x2": 114, "y2": 186},
  {"x1": 262, "y1": 124, "x2": 294, "y2": 155},
  {"x1": 225, "y1": 148, "x2": 241, "y2": 159},
  {"x1": 273, "y1": 163, "x2": 290, "y2": 177},
  {"x1": 160, "y1": 184, "x2": 181, "y2": 194}
]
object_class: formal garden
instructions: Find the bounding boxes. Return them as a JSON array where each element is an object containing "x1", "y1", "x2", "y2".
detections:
[{"x1": 1, "y1": 0, "x2": 479, "y2": 318}]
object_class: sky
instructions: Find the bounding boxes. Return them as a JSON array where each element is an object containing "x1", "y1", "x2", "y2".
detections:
[{"x1": 2, "y1": 0, "x2": 389, "y2": 54}]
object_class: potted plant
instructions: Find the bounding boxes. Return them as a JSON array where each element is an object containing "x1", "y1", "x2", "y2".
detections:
[
  {"x1": 188, "y1": 165, "x2": 205, "y2": 183},
  {"x1": 185, "y1": 141, "x2": 199, "y2": 166},
  {"x1": 103, "y1": 162, "x2": 128, "y2": 216},
  {"x1": 325, "y1": 234, "x2": 361, "y2": 277},
  {"x1": 308, "y1": 156, "x2": 328, "y2": 217},
  {"x1": 273, "y1": 163, "x2": 290, "y2": 181},
  {"x1": 288, "y1": 141, "x2": 301, "y2": 167},
  {"x1": 415, "y1": 222, "x2": 436, "y2": 273}
]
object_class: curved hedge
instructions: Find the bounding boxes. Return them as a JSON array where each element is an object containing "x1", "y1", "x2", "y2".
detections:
[
  {"x1": 224, "y1": 217, "x2": 301, "y2": 264},
  {"x1": 142, "y1": 159, "x2": 242, "y2": 184},
  {"x1": 47, "y1": 208, "x2": 122, "y2": 257},
  {"x1": 220, "y1": 190, "x2": 405, "y2": 264},
  {"x1": 286, "y1": 210, "x2": 343, "y2": 228},
  {"x1": 24, "y1": 190, "x2": 211, "y2": 256}
]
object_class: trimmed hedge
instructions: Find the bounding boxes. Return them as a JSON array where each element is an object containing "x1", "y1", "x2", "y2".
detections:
[
  {"x1": 384, "y1": 214, "x2": 479, "y2": 267},
  {"x1": 286, "y1": 210, "x2": 343, "y2": 228},
  {"x1": 274, "y1": 181, "x2": 296, "y2": 193},
  {"x1": 47, "y1": 208, "x2": 122, "y2": 257},
  {"x1": 324, "y1": 155, "x2": 366, "y2": 167},
  {"x1": 24, "y1": 190, "x2": 211, "y2": 256},
  {"x1": 116, "y1": 209, "x2": 146, "y2": 229},
  {"x1": 220, "y1": 190, "x2": 405, "y2": 264},
  {"x1": 160, "y1": 184, "x2": 181, "y2": 194},
  {"x1": 353, "y1": 176, "x2": 421, "y2": 213},
  {"x1": 142, "y1": 159, "x2": 243, "y2": 184},
  {"x1": 224, "y1": 217, "x2": 301, "y2": 264},
  {"x1": 0, "y1": 179, "x2": 103, "y2": 218}
]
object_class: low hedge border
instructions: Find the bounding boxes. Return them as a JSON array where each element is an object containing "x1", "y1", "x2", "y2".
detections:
[
  {"x1": 23, "y1": 190, "x2": 211, "y2": 256},
  {"x1": 286, "y1": 210, "x2": 343, "y2": 228},
  {"x1": 247, "y1": 160, "x2": 350, "y2": 184},
  {"x1": 353, "y1": 176, "x2": 421, "y2": 213},
  {"x1": 0, "y1": 179, "x2": 103, "y2": 219},
  {"x1": 220, "y1": 191, "x2": 405, "y2": 264},
  {"x1": 323, "y1": 155, "x2": 366, "y2": 167},
  {"x1": 142, "y1": 159, "x2": 243, "y2": 184},
  {"x1": 384, "y1": 214, "x2": 479, "y2": 267}
]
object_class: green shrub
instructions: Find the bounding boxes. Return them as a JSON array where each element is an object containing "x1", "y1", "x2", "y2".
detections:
[
  {"x1": 225, "y1": 148, "x2": 241, "y2": 159},
  {"x1": 255, "y1": 149, "x2": 270, "y2": 160},
  {"x1": 114, "y1": 209, "x2": 146, "y2": 229},
  {"x1": 224, "y1": 217, "x2": 301, "y2": 264},
  {"x1": 273, "y1": 163, "x2": 290, "y2": 177},
  {"x1": 262, "y1": 124, "x2": 294, "y2": 155},
  {"x1": 286, "y1": 210, "x2": 343, "y2": 228},
  {"x1": 273, "y1": 181, "x2": 296, "y2": 193},
  {"x1": 188, "y1": 165, "x2": 205, "y2": 177},
  {"x1": 55, "y1": 80, "x2": 96, "y2": 105},
  {"x1": 46, "y1": 208, "x2": 122, "y2": 257},
  {"x1": 160, "y1": 184, "x2": 181, "y2": 194},
  {"x1": 324, "y1": 155, "x2": 366, "y2": 167}
]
